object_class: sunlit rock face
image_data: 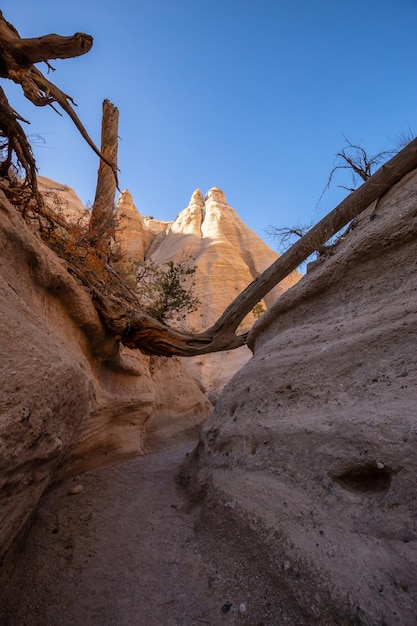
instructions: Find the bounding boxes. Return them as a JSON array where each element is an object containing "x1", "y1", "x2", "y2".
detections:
[
  {"x1": 0, "y1": 188, "x2": 211, "y2": 576},
  {"x1": 146, "y1": 187, "x2": 301, "y2": 393},
  {"x1": 115, "y1": 190, "x2": 147, "y2": 259},
  {"x1": 114, "y1": 190, "x2": 172, "y2": 268},
  {"x1": 149, "y1": 186, "x2": 299, "y2": 327},
  {"x1": 37, "y1": 176, "x2": 89, "y2": 224},
  {"x1": 35, "y1": 179, "x2": 299, "y2": 397},
  {"x1": 182, "y1": 169, "x2": 417, "y2": 624}
]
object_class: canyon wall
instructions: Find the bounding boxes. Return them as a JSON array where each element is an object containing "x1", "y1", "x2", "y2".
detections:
[
  {"x1": 0, "y1": 189, "x2": 211, "y2": 574},
  {"x1": 182, "y1": 169, "x2": 417, "y2": 624},
  {"x1": 1, "y1": 177, "x2": 296, "y2": 577},
  {"x1": 39, "y1": 176, "x2": 299, "y2": 396}
]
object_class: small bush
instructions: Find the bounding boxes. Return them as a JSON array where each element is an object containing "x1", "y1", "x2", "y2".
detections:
[
  {"x1": 135, "y1": 255, "x2": 200, "y2": 324},
  {"x1": 252, "y1": 302, "x2": 266, "y2": 319}
]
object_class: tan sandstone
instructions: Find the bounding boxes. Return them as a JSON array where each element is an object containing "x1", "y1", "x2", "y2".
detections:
[
  {"x1": 143, "y1": 186, "x2": 300, "y2": 394},
  {"x1": 182, "y1": 169, "x2": 417, "y2": 624},
  {"x1": 0, "y1": 189, "x2": 211, "y2": 575}
]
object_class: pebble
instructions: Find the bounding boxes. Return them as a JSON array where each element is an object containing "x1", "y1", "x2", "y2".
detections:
[
  {"x1": 208, "y1": 574, "x2": 220, "y2": 588},
  {"x1": 238, "y1": 602, "x2": 247, "y2": 614},
  {"x1": 68, "y1": 484, "x2": 83, "y2": 495}
]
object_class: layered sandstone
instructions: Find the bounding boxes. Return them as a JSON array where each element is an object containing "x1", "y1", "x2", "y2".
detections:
[
  {"x1": 78, "y1": 184, "x2": 296, "y2": 394},
  {"x1": 37, "y1": 176, "x2": 89, "y2": 225},
  {"x1": 144, "y1": 186, "x2": 300, "y2": 393},
  {"x1": 0, "y1": 190, "x2": 211, "y2": 574},
  {"x1": 182, "y1": 170, "x2": 417, "y2": 624}
]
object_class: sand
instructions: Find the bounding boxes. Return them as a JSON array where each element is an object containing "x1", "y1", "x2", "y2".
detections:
[{"x1": 0, "y1": 440, "x2": 310, "y2": 626}]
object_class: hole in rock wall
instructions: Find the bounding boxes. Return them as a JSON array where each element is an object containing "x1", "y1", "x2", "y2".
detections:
[{"x1": 334, "y1": 463, "x2": 392, "y2": 494}]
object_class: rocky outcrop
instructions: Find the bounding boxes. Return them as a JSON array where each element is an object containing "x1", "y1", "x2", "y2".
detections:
[
  {"x1": 37, "y1": 176, "x2": 89, "y2": 225},
  {"x1": 34, "y1": 178, "x2": 300, "y2": 393},
  {"x1": 114, "y1": 190, "x2": 147, "y2": 268},
  {"x1": 148, "y1": 187, "x2": 299, "y2": 328},
  {"x1": 182, "y1": 170, "x2": 417, "y2": 624},
  {"x1": 0, "y1": 190, "x2": 211, "y2": 575},
  {"x1": 146, "y1": 187, "x2": 300, "y2": 393},
  {"x1": 36, "y1": 180, "x2": 300, "y2": 394},
  {"x1": 113, "y1": 190, "x2": 170, "y2": 281}
]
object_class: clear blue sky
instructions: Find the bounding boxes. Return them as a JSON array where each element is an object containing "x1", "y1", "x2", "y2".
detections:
[{"x1": 2, "y1": 0, "x2": 417, "y2": 245}]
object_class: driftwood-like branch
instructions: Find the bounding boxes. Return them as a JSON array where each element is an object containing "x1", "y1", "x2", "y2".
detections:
[
  {"x1": 0, "y1": 11, "x2": 92, "y2": 66},
  {"x1": 0, "y1": 32, "x2": 93, "y2": 66},
  {"x1": 93, "y1": 291, "x2": 247, "y2": 357},
  {"x1": 110, "y1": 135, "x2": 417, "y2": 356},
  {"x1": 205, "y1": 135, "x2": 417, "y2": 337},
  {"x1": 89, "y1": 99, "x2": 119, "y2": 245},
  {"x1": 0, "y1": 11, "x2": 118, "y2": 183}
]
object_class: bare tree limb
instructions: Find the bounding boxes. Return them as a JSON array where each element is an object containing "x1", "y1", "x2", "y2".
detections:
[
  {"x1": 0, "y1": 11, "x2": 118, "y2": 184},
  {"x1": 111, "y1": 134, "x2": 417, "y2": 356},
  {"x1": 318, "y1": 136, "x2": 397, "y2": 205},
  {"x1": 0, "y1": 85, "x2": 40, "y2": 199},
  {"x1": 89, "y1": 99, "x2": 119, "y2": 253}
]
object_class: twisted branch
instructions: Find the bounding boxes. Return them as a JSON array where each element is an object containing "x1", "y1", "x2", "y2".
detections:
[{"x1": 0, "y1": 10, "x2": 118, "y2": 186}]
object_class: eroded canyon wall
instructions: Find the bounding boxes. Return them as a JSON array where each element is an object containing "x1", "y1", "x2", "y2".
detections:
[
  {"x1": 39, "y1": 177, "x2": 300, "y2": 395},
  {"x1": 182, "y1": 170, "x2": 417, "y2": 624},
  {"x1": 0, "y1": 189, "x2": 211, "y2": 574}
]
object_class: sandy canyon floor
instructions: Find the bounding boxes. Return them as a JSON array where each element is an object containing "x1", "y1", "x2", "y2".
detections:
[{"x1": 0, "y1": 441, "x2": 312, "y2": 626}]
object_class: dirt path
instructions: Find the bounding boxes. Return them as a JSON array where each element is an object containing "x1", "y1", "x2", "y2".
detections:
[{"x1": 0, "y1": 441, "x2": 307, "y2": 626}]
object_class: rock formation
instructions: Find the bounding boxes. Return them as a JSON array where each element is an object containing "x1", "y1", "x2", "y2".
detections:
[
  {"x1": 116, "y1": 185, "x2": 300, "y2": 393},
  {"x1": 182, "y1": 169, "x2": 417, "y2": 624},
  {"x1": 3, "y1": 161, "x2": 417, "y2": 622},
  {"x1": 113, "y1": 190, "x2": 170, "y2": 284},
  {"x1": 37, "y1": 176, "x2": 89, "y2": 225},
  {"x1": 0, "y1": 188, "x2": 211, "y2": 575},
  {"x1": 0, "y1": 177, "x2": 297, "y2": 579},
  {"x1": 147, "y1": 186, "x2": 298, "y2": 327}
]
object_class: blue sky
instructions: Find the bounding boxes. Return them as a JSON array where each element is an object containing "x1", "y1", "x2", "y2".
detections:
[{"x1": 2, "y1": 0, "x2": 417, "y2": 246}]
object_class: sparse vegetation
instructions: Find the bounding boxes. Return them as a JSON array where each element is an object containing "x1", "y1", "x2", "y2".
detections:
[
  {"x1": 39, "y1": 191, "x2": 120, "y2": 283},
  {"x1": 320, "y1": 135, "x2": 397, "y2": 197},
  {"x1": 135, "y1": 256, "x2": 200, "y2": 324},
  {"x1": 268, "y1": 134, "x2": 415, "y2": 265},
  {"x1": 252, "y1": 302, "x2": 266, "y2": 319}
]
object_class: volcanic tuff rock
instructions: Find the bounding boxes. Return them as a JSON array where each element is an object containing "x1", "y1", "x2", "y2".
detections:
[
  {"x1": 37, "y1": 177, "x2": 89, "y2": 225},
  {"x1": 38, "y1": 179, "x2": 300, "y2": 393},
  {"x1": 147, "y1": 186, "x2": 298, "y2": 328},
  {"x1": 182, "y1": 169, "x2": 417, "y2": 624},
  {"x1": 0, "y1": 189, "x2": 211, "y2": 576},
  {"x1": 1, "y1": 178, "x2": 296, "y2": 578},
  {"x1": 36, "y1": 178, "x2": 300, "y2": 395},
  {"x1": 114, "y1": 190, "x2": 170, "y2": 284},
  {"x1": 117, "y1": 186, "x2": 300, "y2": 393}
]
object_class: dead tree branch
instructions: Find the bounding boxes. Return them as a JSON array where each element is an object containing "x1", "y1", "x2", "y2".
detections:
[
  {"x1": 109, "y1": 134, "x2": 417, "y2": 356},
  {"x1": 89, "y1": 99, "x2": 119, "y2": 254},
  {"x1": 319, "y1": 135, "x2": 396, "y2": 200},
  {"x1": 0, "y1": 10, "x2": 118, "y2": 186},
  {"x1": 0, "y1": 86, "x2": 37, "y2": 187}
]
